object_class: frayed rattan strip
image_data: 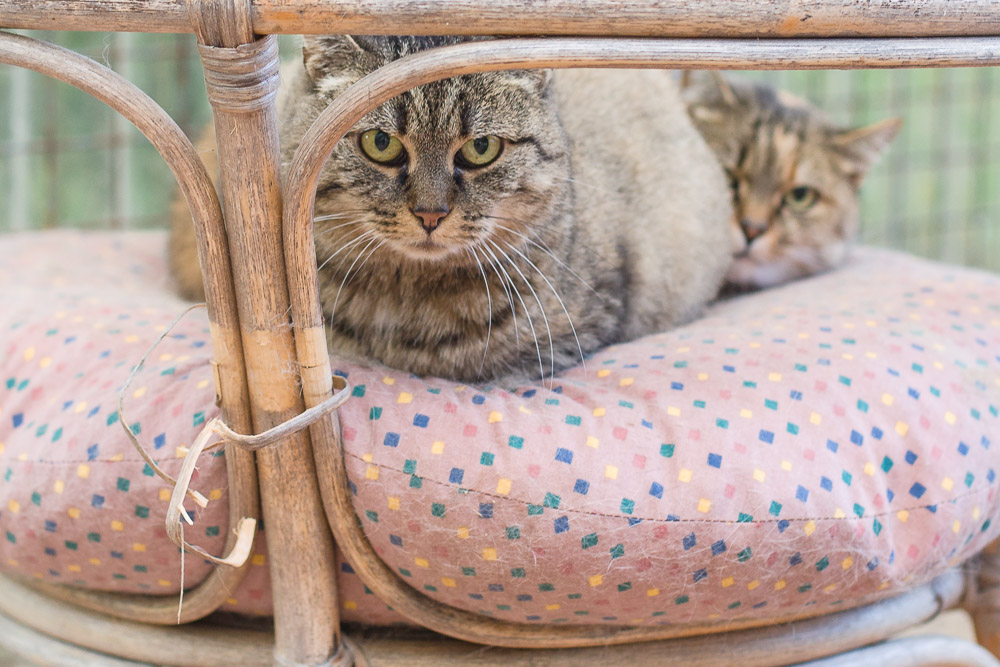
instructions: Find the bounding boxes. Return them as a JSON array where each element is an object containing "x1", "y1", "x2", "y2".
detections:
[{"x1": 119, "y1": 304, "x2": 351, "y2": 568}]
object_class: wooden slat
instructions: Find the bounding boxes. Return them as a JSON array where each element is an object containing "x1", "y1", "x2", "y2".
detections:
[{"x1": 3, "y1": 0, "x2": 1000, "y2": 38}]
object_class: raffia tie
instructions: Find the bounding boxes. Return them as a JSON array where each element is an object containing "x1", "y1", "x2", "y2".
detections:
[{"x1": 119, "y1": 304, "x2": 352, "y2": 568}]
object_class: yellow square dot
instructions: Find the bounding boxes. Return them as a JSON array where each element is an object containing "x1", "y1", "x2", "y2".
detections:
[
  {"x1": 833, "y1": 508, "x2": 846, "y2": 519},
  {"x1": 67, "y1": 507, "x2": 80, "y2": 519},
  {"x1": 697, "y1": 372, "x2": 709, "y2": 381},
  {"x1": 77, "y1": 464, "x2": 90, "y2": 479},
  {"x1": 457, "y1": 527, "x2": 470, "y2": 539},
  {"x1": 841, "y1": 353, "x2": 854, "y2": 361},
  {"x1": 111, "y1": 520, "x2": 124, "y2": 532},
  {"x1": 0, "y1": 443, "x2": 4, "y2": 455},
  {"x1": 68, "y1": 564, "x2": 81, "y2": 573},
  {"x1": 944, "y1": 411, "x2": 956, "y2": 425},
  {"x1": 934, "y1": 361, "x2": 944, "y2": 370},
  {"x1": 620, "y1": 377, "x2": 634, "y2": 387},
  {"x1": 697, "y1": 498, "x2": 711, "y2": 514},
  {"x1": 343, "y1": 600, "x2": 358, "y2": 610},
  {"x1": 133, "y1": 543, "x2": 146, "y2": 552},
  {"x1": 646, "y1": 588, "x2": 660, "y2": 597},
  {"x1": 864, "y1": 462, "x2": 876, "y2": 476},
  {"x1": 592, "y1": 407, "x2": 606, "y2": 417},
  {"x1": 174, "y1": 446, "x2": 187, "y2": 459},
  {"x1": 74, "y1": 402, "x2": 87, "y2": 414},
  {"x1": 952, "y1": 520, "x2": 961, "y2": 534},
  {"x1": 605, "y1": 465, "x2": 618, "y2": 480},
  {"x1": 585, "y1": 436, "x2": 599, "y2": 449},
  {"x1": 397, "y1": 392, "x2": 412, "y2": 404},
  {"x1": 774, "y1": 580, "x2": 786, "y2": 591},
  {"x1": 895, "y1": 421, "x2": 909, "y2": 437},
  {"x1": 866, "y1": 351, "x2": 878, "y2": 359},
  {"x1": 133, "y1": 386, "x2": 147, "y2": 399},
  {"x1": 482, "y1": 548, "x2": 497, "y2": 561},
  {"x1": 197, "y1": 379, "x2": 210, "y2": 389},
  {"x1": 677, "y1": 346, "x2": 691, "y2": 353},
  {"x1": 804, "y1": 520, "x2": 816, "y2": 536},
  {"x1": 488, "y1": 411, "x2": 503, "y2": 423},
  {"x1": 752, "y1": 469, "x2": 766, "y2": 483},
  {"x1": 387, "y1": 497, "x2": 400, "y2": 510},
  {"x1": 442, "y1": 577, "x2": 456, "y2": 588},
  {"x1": 363, "y1": 451, "x2": 373, "y2": 462},
  {"x1": 159, "y1": 489, "x2": 171, "y2": 502},
  {"x1": 382, "y1": 376, "x2": 396, "y2": 385},
  {"x1": 7, "y1": 500, "x2": 19, "y2": 513},
  {"x1": 414, "y1": 557, "x2": 429, "y2": 568},
  {"x1": 89, "y1": 558, "x2": 101, "y2": 566},
  {"x1": 678, "y1": 468, "x2": 693, "y2": 483},
  {"x1": 209, "y1": 489, "x2": 223, "y2": 501},
  {"x1": 496, "y1": 478, "x2": 512, "y2": 495},
  {"x1": 942, "y1": 477, "x2": 954, "y2": 491},
  {"x1": 721, "y1": 577, "x2": 734, "y2": 588},
  {"x1": 896, "y1": 510, "x2": 909, "y2": 522},
  {"x1": 110, "y1": 453, "x2": 124, "y2": 462},
  {"x1": 780, "y1": 460, "x2": 792, "y2": 472},
  {"x1": 798, "y1": 332, "x2": 810, "y2": 339},
  {"x1": 809, "y1": 412, "x2": 822, "y2": 425},
  {"x1": 973, "y1": 506, "x2": 982, "y2": 520},
  {"x1": 252, "y1": 554, "x2": 266, "y2": 566},
  {"x1": 747, "y1": 580, "x2": 760, "y2": 591},
  {"x1": 768, "y1": 373, "x2": 782, "y2": 382},
  {"x1": 597, "y1": 369, "x2": 611, "y2": 378},
  {"x1": 589, "y1": 574, "x2": 603, "y2": 587},
  {"x1": 365, "y1": 465, "x2": 379, "y2": 481},
  {"x1": 881, "y1": 393, "x2": 894, "y2": 406},
  {"x1": 545, "y1": 604, "x2": 561, "y2": 611},
  {"x1": 667, "y1": 406, "x2": 681, "y2": 417},
  {"x1": 431, "y1": 441, "x2": 445, "y2": 455},
  {"x1": 518, "y1": 405, "x2": 533, "y2": 415},
  {"x1": 23, "y1": 347, "x2": 34, "y2": 361},
  {"x1": 823, "y1": 584, "x2": 837, "y2": 593}
]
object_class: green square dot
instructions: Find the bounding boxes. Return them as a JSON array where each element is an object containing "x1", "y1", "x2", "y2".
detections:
[
  {"x1": 431, "y1": 503, "x2": 445, "y2": 517},
  {"x1": 581, "y1": 533, "x2": 598, "y2": 549},
  {"x1": 135, "y1": 505, "x2": 149, "y2": 519},
  {"x1": 116, "y1": 477, "x2": 130, "y2": 493},
  {"x1": 506, "y1": 526, "x2": 520, "y2": 540}
]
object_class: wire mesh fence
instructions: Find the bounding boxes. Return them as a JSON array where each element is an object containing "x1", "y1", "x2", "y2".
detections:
[{"x1": 1, "y1": 32, "x2": 999, "y2": 271}]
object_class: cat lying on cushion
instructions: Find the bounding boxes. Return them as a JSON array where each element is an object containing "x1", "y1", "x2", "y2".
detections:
[
  {"x1": 171, "y1": 37, "x2": 733, "y2": 385},
  {"x1": 681, "y1": 71, "x2": 901, "y2": 291}
]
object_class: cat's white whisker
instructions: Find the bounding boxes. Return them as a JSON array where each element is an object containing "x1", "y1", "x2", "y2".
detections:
[
  {"x1": 329, "y1": 235, "x2": 380, "y2": 321},
  {"x1": 475, "y1": 243, "x2": 520, "y2": 350},
  {"x1": 493, "y1": 222, "x2": 603, "y2": 299},
  {"x1": 503, "y1": 240, "x2": 587, "y2": 374},
  {"x1": 482, "y1": 242, "x2": 543, "y2": 384},
  {"x1": 489, "y1": 239, "x2": 554, "y2": 385},
  {"x1": 316, "y1": 230, "x2": 375, "y2": 272},
  {"x1": 467, "y1": 248, "x2": 493, "y2": 378}
]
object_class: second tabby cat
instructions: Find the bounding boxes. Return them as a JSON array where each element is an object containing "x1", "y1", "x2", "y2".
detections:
[{"x1": 681, "y1": 71, "x2": 901, "y2": 291}]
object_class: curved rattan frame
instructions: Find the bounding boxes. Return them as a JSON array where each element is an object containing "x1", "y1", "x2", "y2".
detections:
[{"x1": 0, "y1": 29, "x2": 261, "y2": 626}]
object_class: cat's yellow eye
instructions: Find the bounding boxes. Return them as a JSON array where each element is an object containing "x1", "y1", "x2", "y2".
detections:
[
  {"x1": 783, "y1": 185, "x2": 820, "y2": 212},
  {"x1": 360, "y1": 129, "x2": 405, "y2": 165},
  {"x1": 457, "y1": 135, "x2": 503, "y2": 167}
]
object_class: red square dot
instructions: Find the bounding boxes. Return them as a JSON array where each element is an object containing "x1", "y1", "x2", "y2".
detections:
[{"x1": 463, "y1": 424, "x2": 478, "y2": 437}]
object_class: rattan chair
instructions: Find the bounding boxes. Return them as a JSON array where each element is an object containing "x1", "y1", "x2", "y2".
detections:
[{"x1": 1, "y1": 1, "x2": 1000, "y2": 664}]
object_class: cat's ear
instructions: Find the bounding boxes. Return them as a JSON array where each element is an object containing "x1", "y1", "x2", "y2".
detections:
[
  {"x1": 830, "y1": 117, "x2": 903, "y2": 184},
  {"x1": 679, "y1": 71, "x2": 738, "y2": 108},
  {"x1": 302, "y1": 35, "x2": 371, "y2": 83},
  {"x1": 506, "y1": 68, "x2": 552, "y2": 93}
]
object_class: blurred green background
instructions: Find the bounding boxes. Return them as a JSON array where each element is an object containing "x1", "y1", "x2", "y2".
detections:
[{"x1": 1, "y1": 32, "x2": 998, "y2": 271}]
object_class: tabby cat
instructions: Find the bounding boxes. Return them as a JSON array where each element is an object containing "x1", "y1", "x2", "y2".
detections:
[
  {"x1": 680, "y1": 71, "x2": 901, "y2": 291},
  {"x1": 171, "y1": 37, "x2": 733, "y2": 385}
]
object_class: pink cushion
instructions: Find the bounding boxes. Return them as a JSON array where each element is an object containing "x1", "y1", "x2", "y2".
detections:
[{"x1": 1, "y1": 230, "x2": 998, "y2": 628}]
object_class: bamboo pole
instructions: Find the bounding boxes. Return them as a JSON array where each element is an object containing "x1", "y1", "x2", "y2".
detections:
[
  {"x1": 4, "y1": 0, "x2": 1000, "y2": 39},
  {"x1": 0, "y1": 28, "x2": 258, "y2": 627},
  {"x1": 189, "y1": 1, "x2": 343, "y2": 662}
]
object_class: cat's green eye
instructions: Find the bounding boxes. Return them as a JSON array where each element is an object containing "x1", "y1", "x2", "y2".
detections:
[
  {"x1": 360, "y1": 129, "x2": 405, "y2": 165},
  {"x1": 783, "y1": 185, "x2": 820, "y2": 212},
  {"x1": 457, "y1": 135, "x2": 503, "y2": 168}
]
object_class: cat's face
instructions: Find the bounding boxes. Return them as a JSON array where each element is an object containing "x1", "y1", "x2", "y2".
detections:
[
  {"x1": 296, "y1": 36, "x2": 568, "y2": 271},
  {"x1": 682, "y1": 73, "x2": 900, "y2": 289}
]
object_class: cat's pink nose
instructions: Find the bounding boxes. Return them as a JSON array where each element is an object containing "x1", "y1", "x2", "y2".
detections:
[
  {"x1": 740, "y1": 219, "x2": 768, "y2": 242},
  {"x1": 413, "y1": 208, "x2": 449, "y2": 234}
]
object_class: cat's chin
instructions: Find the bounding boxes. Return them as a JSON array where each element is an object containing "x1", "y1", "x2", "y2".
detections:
[{"x1": 394, "y1": 237, "x2": 468, "y2": 263}]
